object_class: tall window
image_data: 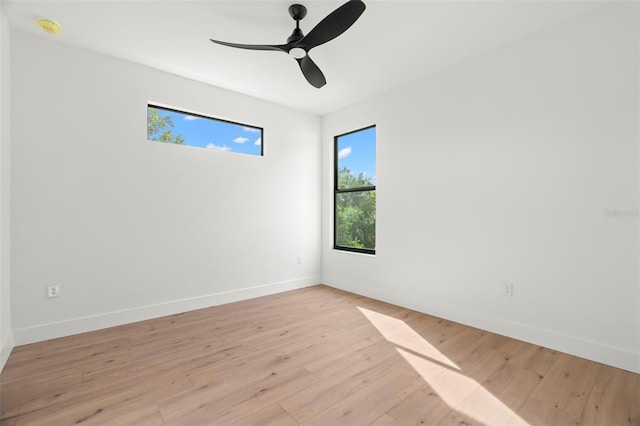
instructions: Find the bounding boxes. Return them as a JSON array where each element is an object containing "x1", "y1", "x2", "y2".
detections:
[
  {"x1": 147, "y1": 104, "x2": 263, "y2": 156},
  {"x1": 334, "y1": 125, "x2": 376, "y2": 254}
]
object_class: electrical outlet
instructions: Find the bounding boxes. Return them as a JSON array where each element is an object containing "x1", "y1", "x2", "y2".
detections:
[
  {"x1": 297, "y1": 255, "x2": 303, "y2": 264},
  {"x1": 503, "y1": 282, "x2": 513, "y2": 297},
  {"x1": 48, "y1": 284, "x2": 60, "y2": 298}
]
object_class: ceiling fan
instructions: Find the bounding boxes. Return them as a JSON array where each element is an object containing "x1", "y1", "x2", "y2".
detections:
[{"x1": 210, "y1": 0, "x2": 366, "y2": 89}]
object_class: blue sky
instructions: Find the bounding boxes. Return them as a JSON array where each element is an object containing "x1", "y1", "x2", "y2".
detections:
[
  {"x1": 337, "y1": 126, "x2": 376, "y2": 184},
  {"x1": 149, "y1": 107, "x2": 263, "y2": 156}
]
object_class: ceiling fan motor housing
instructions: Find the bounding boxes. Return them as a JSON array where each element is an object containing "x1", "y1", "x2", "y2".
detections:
[{"x1": 287, "y1": 28, "x2": 304, "y2": 44}]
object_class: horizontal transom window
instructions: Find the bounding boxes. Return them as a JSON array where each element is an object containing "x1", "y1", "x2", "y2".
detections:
[{"x1": 147, "y1": 104, "x2": 263, "y2": 156}]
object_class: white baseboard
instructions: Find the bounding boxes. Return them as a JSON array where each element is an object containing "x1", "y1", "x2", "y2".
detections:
[
  {"x1": 13, "y1": 276, "x2": 321, "y2": 346},
  {"x1": 323, "y1": 276, "x2": 640, "y2": 374},
  {"x1": 0, "y1": 331, "x2": 14, "y2": 373}
]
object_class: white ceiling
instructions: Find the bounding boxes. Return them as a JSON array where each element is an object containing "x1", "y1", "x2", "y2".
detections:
[{"x1": 3, "y1": 0, "x2": 605, "y2": 115}]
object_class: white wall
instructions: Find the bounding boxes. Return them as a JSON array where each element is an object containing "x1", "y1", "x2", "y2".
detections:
[
  {"x1": 10, "y1": 31, "x2": 321, "y2": 344},
  {"x1": 322, "y1": 3, "x2": 640, "y2": 373},
  {"x1": 0, "y1": 3, "x2": 13, "y2": 372}
]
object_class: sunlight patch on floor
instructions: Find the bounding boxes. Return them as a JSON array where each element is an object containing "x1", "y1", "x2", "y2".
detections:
[
  {"x1": 359, "y1": 307, "x2": 528, "y2": 425},
  {"x1": 357, "y1": 307, "x2": 459, "y2": 370}
]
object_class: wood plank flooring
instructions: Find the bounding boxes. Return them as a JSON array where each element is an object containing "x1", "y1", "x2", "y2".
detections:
[{"x1": 1, "y1": 285, "x2": 638, "y2": 425}]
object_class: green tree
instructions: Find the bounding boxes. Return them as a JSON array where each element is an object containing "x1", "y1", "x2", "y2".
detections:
[
  {"x1": 336, "y1": 167, "x2": 376, "y2": 250},
  {"x1": 147, "y1": 108, "x2": 185, "y2": 145}
]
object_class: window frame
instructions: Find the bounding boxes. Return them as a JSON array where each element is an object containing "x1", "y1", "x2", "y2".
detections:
[
  {"x1": 334, "y1": 124, "x2": 376, "y2": 255},
  {"x1": 147, "y1": 104, "x2": 264, "y2": 156}
]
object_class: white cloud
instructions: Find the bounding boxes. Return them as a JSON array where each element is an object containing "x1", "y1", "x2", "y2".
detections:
[
  {"x1": 338, "y1": 146, "x2": 352, "y2": 159},
  {"x1": 243, "y1": 126, "x2": 261, "y2": 133},
  {"x1": 184, "y1": 115, "x2": 201, "y2": 121},
  {"x1": 206, "y1": 143, "x2": 232, "y2": 152},
  {"x1": 233, "y1": 137, "x2": 249, "y2": 144},
  {"x1": 254, "y1": 137, "x2": 262, "y2": 146}
]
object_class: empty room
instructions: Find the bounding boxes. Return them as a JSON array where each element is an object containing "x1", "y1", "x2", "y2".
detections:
[{"x1": 0, "y1": 0, "x2": 639, "y2": 424}]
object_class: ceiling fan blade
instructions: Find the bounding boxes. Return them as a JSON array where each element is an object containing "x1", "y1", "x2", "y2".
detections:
[
  {"x1": 210, "y1": 39, "x2": 288, "y2": 53},
  {"x1": 298, "y1": 0, "x2": 366, "y2": 51},
  {"x1": 297, "y1": 55, "x2": 326, "y2": 88}
]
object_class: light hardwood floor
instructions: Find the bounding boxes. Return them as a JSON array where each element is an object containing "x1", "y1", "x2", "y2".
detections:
[{"x1": 1, "y1": 285, "x2": 638, "y2": 425}]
